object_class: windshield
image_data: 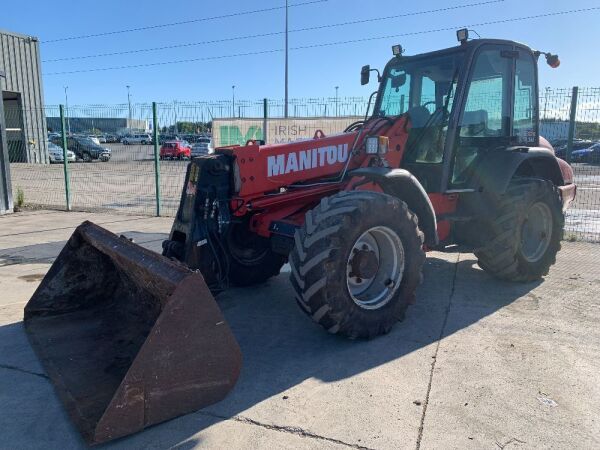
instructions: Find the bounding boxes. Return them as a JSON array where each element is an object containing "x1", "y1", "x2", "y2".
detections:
[
  {"x1": 375, "y1": 51, "x2": 465, "y2": 166},
  {"x1": 376, "y1": 52, "x2": 464, "y2": 118}
]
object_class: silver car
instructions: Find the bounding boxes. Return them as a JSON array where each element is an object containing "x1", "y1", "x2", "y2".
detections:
[
  {"x1": 191, "y1": 137, "x2": 213, "y2": 157},
  {"x1": 48, "y1": 141, "x2": 76, "y2": 163},
  {"x1": 122, "y1": 134, "x2": 152, "y2": 145}
]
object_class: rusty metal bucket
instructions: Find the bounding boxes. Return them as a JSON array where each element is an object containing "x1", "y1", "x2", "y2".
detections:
[{"x1": 23, "y1": 221, "x2": 242, "y2": 445}]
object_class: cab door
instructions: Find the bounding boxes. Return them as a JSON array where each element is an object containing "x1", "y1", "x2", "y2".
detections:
[{"x1": 442, "y1": 43, "x2": 538, "y2": 191}]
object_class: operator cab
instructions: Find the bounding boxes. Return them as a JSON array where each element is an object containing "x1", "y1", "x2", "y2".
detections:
[{"x1": 368, "y1": 32, "x2": 555, "y2": 194}]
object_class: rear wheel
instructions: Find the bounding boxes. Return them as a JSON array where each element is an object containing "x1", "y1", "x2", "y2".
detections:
[
  {"x1": 289, "y1": 191, "x2": 425, "y2": 339},
  {"x1": 82, "y1": 152, "x2": 92, "y2": 162},
  {"x1": 475, "y1": 179, "x2": 563, "y2": 282},
  {"x1": 225, "y1": 222, "x2": 286, "y2": 287}
]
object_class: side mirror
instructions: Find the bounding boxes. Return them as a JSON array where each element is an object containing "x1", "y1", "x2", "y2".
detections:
[
  {"x1": 361, "y1": 65, "x2": 370, "y2": 85},
  {"x1": 546, "y1": 53, "x2": 560, "y2": 68}
]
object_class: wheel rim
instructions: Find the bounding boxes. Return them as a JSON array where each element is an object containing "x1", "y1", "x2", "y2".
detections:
[
  {"x1": 346, "y1": 226, "x2": 405, "y2": 310},
  {"x1": 520, "y1": 202, "x2": 553, "y2": 263}
]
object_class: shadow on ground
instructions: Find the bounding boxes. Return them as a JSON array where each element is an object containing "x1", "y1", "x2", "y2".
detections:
[{"x1": 0, "y1": 232, "x2": 542, "y2": 449}]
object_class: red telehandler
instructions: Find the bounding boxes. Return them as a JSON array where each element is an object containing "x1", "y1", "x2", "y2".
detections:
[{"x1": 24, "y1": 31, "x2": 576, "y2": 444}]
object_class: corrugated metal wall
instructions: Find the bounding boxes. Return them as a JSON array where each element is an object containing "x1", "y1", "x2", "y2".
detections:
[{"x1": 0, "y1": 29, "x2": 47, "y2": 163}]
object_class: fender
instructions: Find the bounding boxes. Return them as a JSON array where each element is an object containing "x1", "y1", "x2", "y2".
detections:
[
  {"x1": 349, "y1": 167, "x2": 439, "y2": 246},
  {"x1": 471, "y1": 147, "x2": 564, "y2": 193}
]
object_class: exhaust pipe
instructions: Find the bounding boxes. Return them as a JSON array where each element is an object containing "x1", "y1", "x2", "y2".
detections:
[{"x1": 24, "y1": 221, "x2": 241, "y2": 445}]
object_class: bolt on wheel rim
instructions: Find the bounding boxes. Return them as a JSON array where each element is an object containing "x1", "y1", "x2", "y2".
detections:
[
  {"x1": 521, "y1": 202, "x2": 553, "y2": 263},
  {"x1": 346, "y1": 226, "x2": 405, "y2": 310}
]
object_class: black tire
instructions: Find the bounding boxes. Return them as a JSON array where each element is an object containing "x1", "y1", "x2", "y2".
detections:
[
  {"x1": 225, "y1": 222, "x2": 286, "y2": 287},
  {"x1": 475, "y1": 179, "x2": 563, "y2": 282},
  {"x1": 82, "y1": 152, "x2": 92, "y2": 162},
  {"x1": 289, "y1": 191, "x2": 425, "y2": 339}
]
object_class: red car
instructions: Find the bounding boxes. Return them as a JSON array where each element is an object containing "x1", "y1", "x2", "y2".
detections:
[{"x1": 160, "y1": 141, "x2": 191, "y2": 160}]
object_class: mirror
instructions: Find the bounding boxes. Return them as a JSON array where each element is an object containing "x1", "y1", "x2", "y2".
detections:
[
  {"x1": 391, "y1": 72, "x2": 407, "y2": 89},
  {"x1": 546, "y1": 54, "x2": 560, "y2": 68},
  {"x1": 361, "y1": 65, "x2": 370, "y2": 85}
]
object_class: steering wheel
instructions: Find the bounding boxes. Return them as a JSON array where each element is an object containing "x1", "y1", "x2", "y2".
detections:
[{"x1": 421, "y1": 101, "x2": 436, "y2": 108}]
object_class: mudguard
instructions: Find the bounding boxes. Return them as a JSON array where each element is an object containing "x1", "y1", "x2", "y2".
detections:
[
  {"x1": 349, "y1": 167, "x2": 439, "y2": 246},
  {"x1": 471, "y1": 147, "x2": 564, "y2": 193}
]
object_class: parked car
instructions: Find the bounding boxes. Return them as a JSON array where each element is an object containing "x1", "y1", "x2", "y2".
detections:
[
  {"x1": 97, "y1": 135, "x2": 107, "y2": 144},
  {"x1": 554, "y1": 139, "x2": 594, "y2": 159},
  {"x1": 572, "y1": 143, "x2": 600, "y2": 163},
  {"x1": 158, "y1": 134, "x2": 181, "y2": 144},
  {"x1": 104, "y1": 134, "x2": 119, "y2": 143},
  {"x1": 160, "y1": 141, "x2": 191, "y2": 160},
  {"x1": 190, "y1": 137, "x2": 213, "y2": 157},
  {"x1": 51, "y1": 136, "x2": 111, "y2": 162},
  {"x1": 48, "y1": 141, "x2": 76, "y2": 163},
  {"x1": 85, "y1": 135, "x2": 101, "y2": 145},
  {"x1": 48, "y1": 132, "x2": 61, "y2": 141},
  {"x1": 122, "y1": 134, "x2": 152, "y2": 145}
]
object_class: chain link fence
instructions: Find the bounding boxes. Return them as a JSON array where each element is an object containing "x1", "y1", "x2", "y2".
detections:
[{"x1": 6, "y1": 89, "x2": 600, "y2": 241}]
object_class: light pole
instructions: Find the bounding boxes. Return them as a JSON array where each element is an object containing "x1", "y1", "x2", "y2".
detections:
[
  {"x1": 284, "y1": 0, "x2": 289, "y2": 118},
  {"x1": 335, "y1": 86, "x2": 339, "y2": 117},
  {"x1": 173, "y1": 100, "x2": 178, "y2": 134},
  {"x1": 232, "y1": 85, "x2": 236, "y2": 118},
  {"x1": 126, "y1": 85, "x2": 132, "y2": 129},
  {"x1": 63, "y1": 86, "x2": 71, "y2": 134},
  {"x1": 543, "y1": 86, "x2": 550, "y2": 120}
]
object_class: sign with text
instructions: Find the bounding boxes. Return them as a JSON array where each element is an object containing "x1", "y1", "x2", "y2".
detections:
[{"x1": 213, "y1": 117, "x2": 362, "y2": 148}]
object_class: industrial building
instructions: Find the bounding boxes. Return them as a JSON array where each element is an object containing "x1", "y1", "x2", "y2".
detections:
[
  {"x1": 0, "y1": 28, "x2": 47, "y2": 164},
  {"x1": 46, "y1": 117, "x2": 149, "y2": 135}
]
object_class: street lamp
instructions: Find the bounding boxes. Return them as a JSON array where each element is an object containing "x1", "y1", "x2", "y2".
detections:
[
  {"x1": 63, "y1": 86, "x2": 71, "y2": 134},
  {"x1": 335, "y1": 86, "x2": 339, "y2": 117},
  {"x1": 126, "y1": 85, "x2": 132, "y2": 129},
  {"x1": 232, "y1": 85, "x2": 236, "y2": 118}
]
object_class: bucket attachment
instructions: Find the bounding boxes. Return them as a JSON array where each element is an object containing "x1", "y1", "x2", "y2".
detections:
[{"x1": 24, "y1": 221, "x2": 242, "y2": 445}]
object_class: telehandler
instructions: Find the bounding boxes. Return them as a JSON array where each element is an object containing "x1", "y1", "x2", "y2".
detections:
[{"x1": 24, "y1": 31, "x2": 576, "y2": 444}]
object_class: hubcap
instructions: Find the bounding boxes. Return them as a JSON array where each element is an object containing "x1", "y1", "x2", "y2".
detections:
[
  {"x1": 346, "y1": 226, "x2": 405, "y2": 310},
  {"x1": 520, "y1": 202, "x2": 553, "y2": 263}
]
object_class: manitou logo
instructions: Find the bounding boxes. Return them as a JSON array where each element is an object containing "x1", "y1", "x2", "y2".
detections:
[{"x1": 267, "y1": 144, "x2": 349, "y2": 177}]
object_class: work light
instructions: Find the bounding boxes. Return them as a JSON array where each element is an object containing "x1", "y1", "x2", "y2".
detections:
[
  {"x1": 366, "y1": 136, "x2": 389, "y2": 155},
  {"x1": 456, "y1": 28, "x2": 469, "y2": 43}
]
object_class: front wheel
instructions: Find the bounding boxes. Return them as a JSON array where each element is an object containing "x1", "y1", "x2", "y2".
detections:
[
  {"x1": 225, "y1": 222, "x2": 286, "y2": 286},
  {"x1": 82, "y1": 152, "x2": 92, "y2": 162},
  {"x1": 475, "y1": 179, "x2": 564, "y2": 282},
  {"x1": 289, "y1": 191, "x2": 425, "y2": 339}
]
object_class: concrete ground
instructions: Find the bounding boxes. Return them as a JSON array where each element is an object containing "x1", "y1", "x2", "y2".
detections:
[{"x1": 0, "y1": 210, "x2": 599, "y2": 449}]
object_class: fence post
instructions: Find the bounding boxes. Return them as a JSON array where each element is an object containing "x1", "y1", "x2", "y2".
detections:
[
  {"x1": 59, "y1": 104, "x2": 71, "y2": 211},
  {"x1": 565, "y1": 86, "x2": 579, "y2": 164},
  {"x1": 152, "y1": 102, "x2": 161, "y2": 217},
  {"x1": 263, "y1": 98, "x2": 268, "y2": 144}
]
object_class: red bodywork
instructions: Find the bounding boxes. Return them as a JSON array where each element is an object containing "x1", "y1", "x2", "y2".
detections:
[
  {"x1": 219, "y1": 117, "x2": 457, "y2": 243},
  {"x1": 161, "y1": 141, "x2": 191, "y2": 159},
  {"x1": 218, "y1": 121, "x2": 576, "y2": 245}
]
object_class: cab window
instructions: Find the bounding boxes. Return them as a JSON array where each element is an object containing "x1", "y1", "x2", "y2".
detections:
[
  {"x1": 451, "y1": 46, "x2": 512, "y2": 186},
  {"x1": 513, "y1": 54, "x2": 537, "y2": 145}
]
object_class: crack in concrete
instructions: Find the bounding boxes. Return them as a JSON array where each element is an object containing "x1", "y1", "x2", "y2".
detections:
[
  {"x1": 495, "y1": 437, "x2": 526, "y2": 449},
  {"x1": 198, "y1": 411, "x2": 375, "y2": 450},
  {"x1": 415, "y1": 253, "x2": 460, "y2": 450},
  {"x1": 0, "y1": 363, "x2": 49, "y2": 380}
]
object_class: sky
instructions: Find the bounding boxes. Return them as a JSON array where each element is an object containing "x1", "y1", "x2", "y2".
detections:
[{"x1": 1, "y1": 0, "x2": 599, "y2": 105}]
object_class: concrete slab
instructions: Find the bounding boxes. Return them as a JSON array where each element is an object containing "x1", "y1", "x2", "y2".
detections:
[
  {"x1": 418, "y1": 251, "x2": 600, "y2": 449},
  {"x1": 0, "y1": 210, "x2": 599, "y2": 449}
]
